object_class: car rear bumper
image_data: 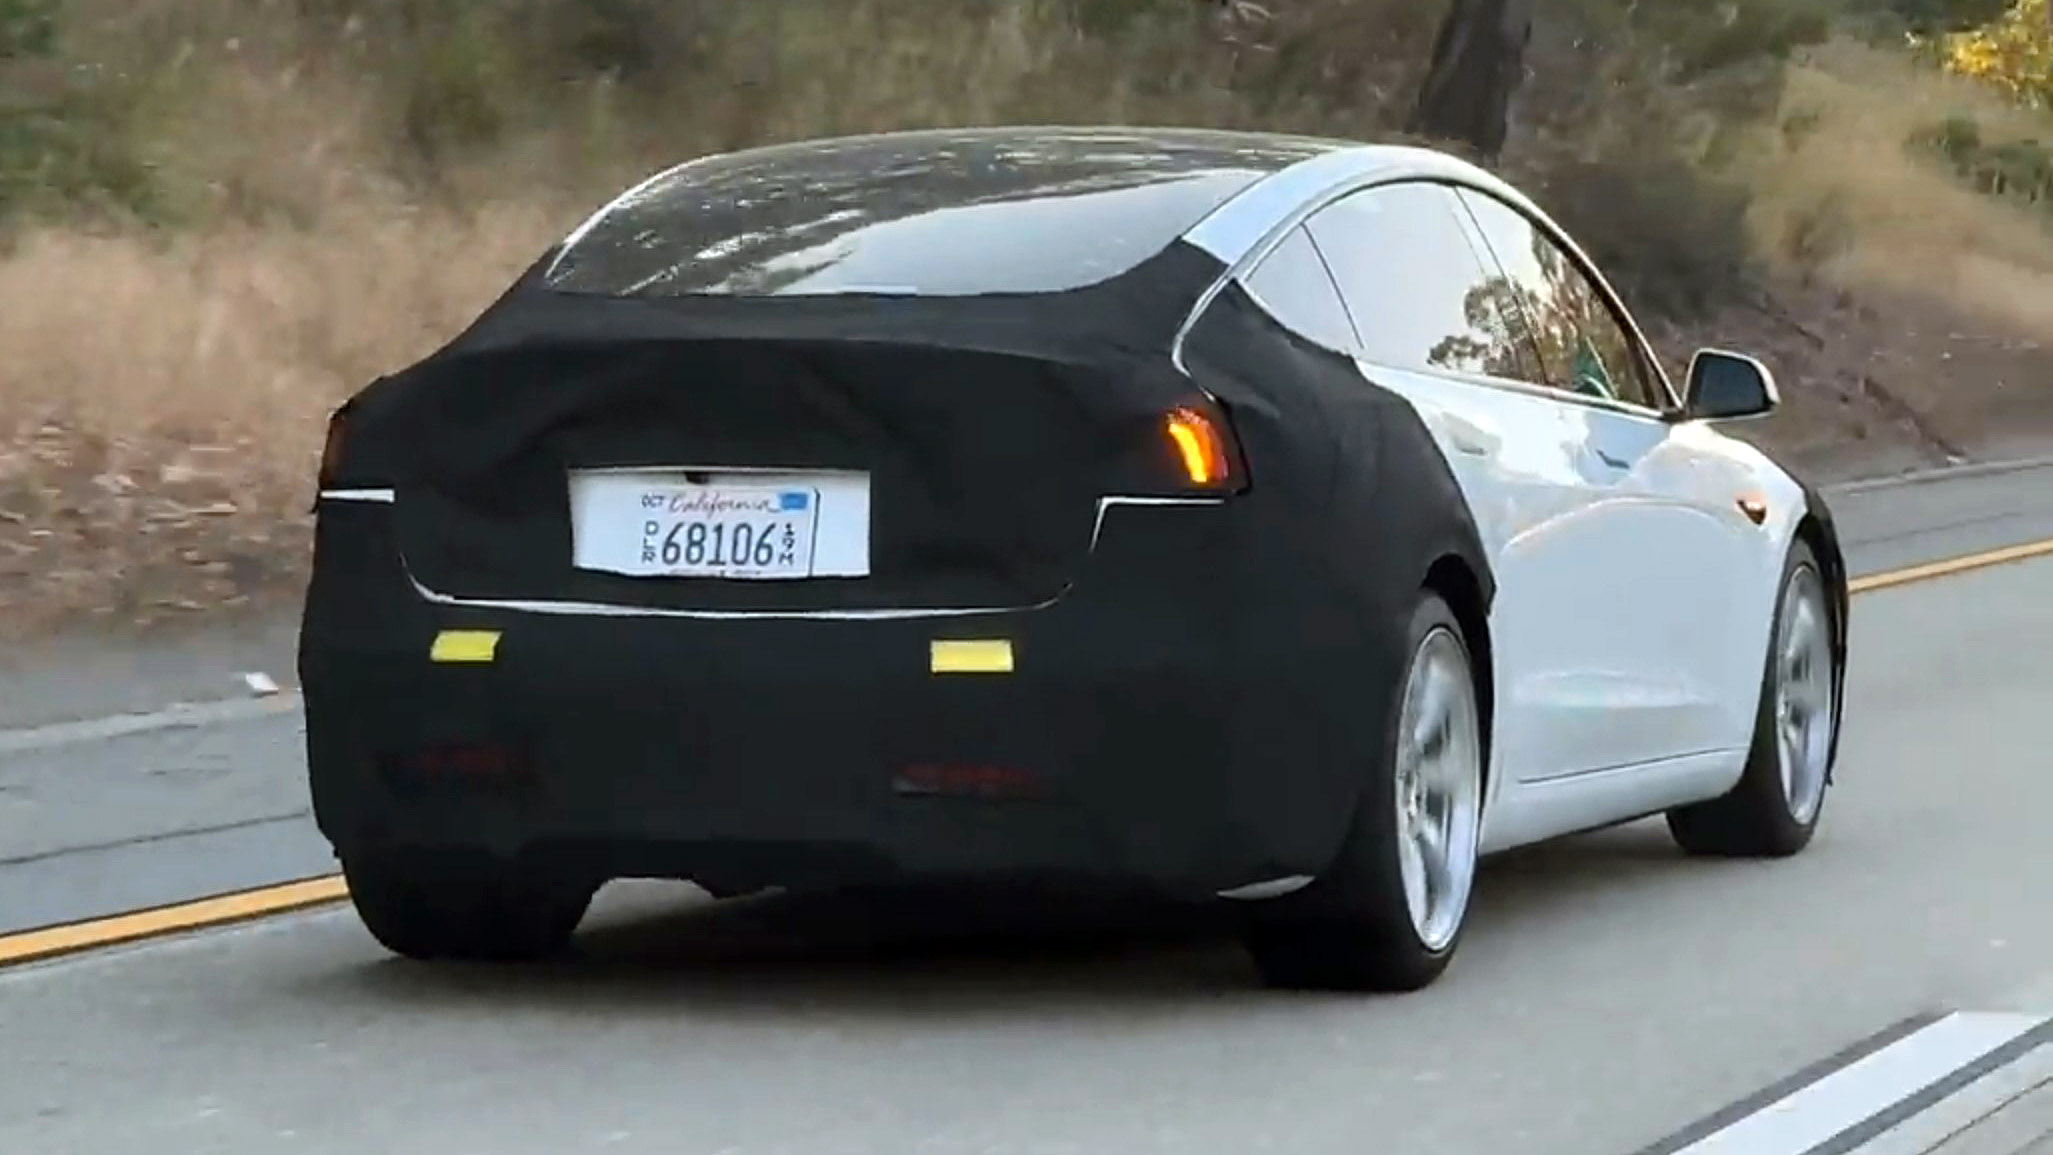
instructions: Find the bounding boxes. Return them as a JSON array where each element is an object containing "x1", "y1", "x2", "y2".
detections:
[{"x1": 299, "y1": 496, "x2": 1385, "y2": 900}]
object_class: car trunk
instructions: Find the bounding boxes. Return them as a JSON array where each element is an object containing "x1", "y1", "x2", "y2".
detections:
[{"x1": 378, "y1": 336, "x2": 1209, "y2": 613}]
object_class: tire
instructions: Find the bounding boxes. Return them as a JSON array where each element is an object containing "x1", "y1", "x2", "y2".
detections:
[
  {"x1": 1245, "y1": 591, "x2": 1486, "y2": 993},
  {"x1": 1667, "y1": 537, "x2": 1838, "y2": 858},
  {"x1": 342, "y1": 849, "x2": 597, "y2": 962}
]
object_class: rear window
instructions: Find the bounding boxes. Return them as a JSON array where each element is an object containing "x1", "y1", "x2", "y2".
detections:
[{"x1": 541, "y1": 128, "x2": 1330, "y2": 299}]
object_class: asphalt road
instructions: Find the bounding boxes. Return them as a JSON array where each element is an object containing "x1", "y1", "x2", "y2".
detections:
[
  {"x1": 1829, "y1": 457, "x2": 2053, "y2": 575},
  {"x1": 3, "y1": 546, "x2": 2053, "y2": 1154},
  {"x1": 1, "y1": 456, "x2": 2052, "y2": 1154}
]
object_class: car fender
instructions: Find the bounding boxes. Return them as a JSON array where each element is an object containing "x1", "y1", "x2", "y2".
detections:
[{"x1": 1712, "y1": 433, "x2": 1851, "y2": 777}]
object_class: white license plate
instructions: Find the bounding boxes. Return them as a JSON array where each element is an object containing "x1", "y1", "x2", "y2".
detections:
[{"x1": 569, "y1": 470, "x2": 869, "y2": 579}]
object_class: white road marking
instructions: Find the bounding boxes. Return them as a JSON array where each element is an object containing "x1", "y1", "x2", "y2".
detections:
[
  {"x1": 1657, "y1": 1013, "x2": 2053, "y2": 1155},
  {"x1": 1850, "y1": 1040, "x2": 2053, "y2": 1155},
  {"x1": 0, "y1": 694, "x2": 303, "y2": 757}
]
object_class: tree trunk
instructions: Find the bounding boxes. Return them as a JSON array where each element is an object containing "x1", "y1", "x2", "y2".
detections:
[{"x1": 1407, "y1": 0, "x2": 1535, "y2": 161}]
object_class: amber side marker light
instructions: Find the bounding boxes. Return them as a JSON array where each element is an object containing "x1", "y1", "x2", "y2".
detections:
[{"x1": 1165, "y1": 405, "x2": 1235, "y2": 488}]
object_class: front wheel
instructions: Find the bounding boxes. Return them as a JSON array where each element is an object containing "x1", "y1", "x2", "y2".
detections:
[
  {"x1": 1667, "y1": 537, "x2": 1838, "y2": 858},
  {"x1": 1245, "y1": 591, "x2": 1486, "y2": 992}
]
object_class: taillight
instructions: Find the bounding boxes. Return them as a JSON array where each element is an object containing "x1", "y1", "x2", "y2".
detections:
[
  {"x1": 317, "y1": 408, "x2": 348, "y2": 492},
  {"x1": 1163, "y1": 404, "x2": 1241, "y2": 490}
]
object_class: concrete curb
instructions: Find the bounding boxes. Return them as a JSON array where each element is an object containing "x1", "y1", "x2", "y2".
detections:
[{"x1": 1827, "y1": 454, "x2": 2053, "y2": 497}]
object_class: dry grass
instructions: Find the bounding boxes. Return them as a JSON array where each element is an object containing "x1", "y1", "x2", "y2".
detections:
[
  {"x1": 0, "y1": 202, "x2": 562, "y2": 630},
  {"x1": 1747, "y1": 40, "x2": 2053, "y2": 335}
]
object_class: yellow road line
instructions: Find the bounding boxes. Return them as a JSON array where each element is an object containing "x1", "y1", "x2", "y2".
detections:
[
  {"x1": 0, "y1": 875, "x2": 348, "y2": 968},
  {"x1": 1, "y1": 534, "x2": 2050, "y2": 969},
  {"x1": 1848, "y1": 537, "x2": 2053, "y2": 595}
]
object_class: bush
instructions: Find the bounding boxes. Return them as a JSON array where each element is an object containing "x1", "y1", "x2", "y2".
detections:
[
  {"x1": 1915, "y1": 112, "x2": 2053, "y2": 205},
  {"x1": 1501, "y1": 0, "x2": 1809, "y2": 317},
  {"x1": 1940, "y1": 0, "x2": 2053, "y2": 107},
  {"x1": 0, "y1": 0, "x2": 58, "y2": 59},
  {"x1": 1841, "y1": 0, "x2": 2012, "y2": 35},
  {"x1": 0, "y1": 0, "x2": 1962, "y2": 312},
  {"x1": 1509, "y1": 145, "x2": 1759, "y2": 317},
  {"x1": 0, "y1": 0, "x2": 162, "y2": 224}
]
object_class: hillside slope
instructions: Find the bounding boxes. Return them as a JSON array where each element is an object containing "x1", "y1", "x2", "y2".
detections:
[{"x1": 1, "y1": 0, "x2": 2049, "y2": 630}]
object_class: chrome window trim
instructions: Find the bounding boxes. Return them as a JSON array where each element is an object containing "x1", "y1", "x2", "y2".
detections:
[{"x1": 1169, "y1": 144, "x2": 1683, "y2": 418}]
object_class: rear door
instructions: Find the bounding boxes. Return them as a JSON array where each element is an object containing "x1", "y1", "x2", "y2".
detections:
[
  {"x1": 1288, "y1": 181, "x2": 1612, "y2": 785},
  {"x1": 1452, "y1": 188, "x2": 1768, "y2": 769}
]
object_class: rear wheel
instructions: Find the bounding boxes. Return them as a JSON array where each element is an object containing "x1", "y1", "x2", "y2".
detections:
[
  {"x1": 342, "y1": 849, "x2": 597, "y2": 962},
  {"x1": 1245, "y1": 592, "x2": 1485, "y2": 992},
  {"x1": 1667, "y1": 538, "x2": 1837, "y2": 858}
]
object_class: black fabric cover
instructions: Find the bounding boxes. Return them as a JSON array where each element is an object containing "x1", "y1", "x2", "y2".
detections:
[
  {"x1": 1174, "y1": 278, "x2": 1498, "y2": 803},
  {"x1": 333, "y1": 233, "x2": 1496, "y2": 733},
  {"x1": 306, "y1": 238, "x2": 1500, "y2": 889},
  {"x1": 1786, "y1": 471, "x2": 1851, "y2": 776},
  {"x1": 1177, "y1": 276, "x2": 1496, "y2": 640},
  {"x1": 339, "y1": 244, "x2": 1264, "y2": 614},
  {"x1": 339, "y1": 235, "x2": 1491, "y2": 619}
]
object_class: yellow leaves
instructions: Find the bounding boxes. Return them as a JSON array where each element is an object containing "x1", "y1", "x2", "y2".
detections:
[{"x1": 1942, "y1": 0, "x2": 2053, "y2": 108}]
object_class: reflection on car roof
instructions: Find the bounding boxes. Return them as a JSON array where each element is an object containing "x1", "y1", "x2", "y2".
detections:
[{"x1": 543, "y1": 127, "x2": 1350, "y2": 300}]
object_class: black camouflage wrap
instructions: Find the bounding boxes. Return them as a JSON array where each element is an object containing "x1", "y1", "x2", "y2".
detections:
[{"x1": 300, "y1": 239, "x2": 1497, "y2": 897}]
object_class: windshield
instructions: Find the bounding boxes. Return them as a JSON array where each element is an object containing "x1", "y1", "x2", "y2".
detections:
[{"x1": 540, "y1": 128, "x2": 1334, "y2": 298}]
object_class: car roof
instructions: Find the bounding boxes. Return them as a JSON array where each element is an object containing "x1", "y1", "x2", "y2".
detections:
[
  {"x1": 656, "y1": 124, "x2": 1352, "y2": 168},
  {"x1": 551, "y1": 124, "x2": 1353, "y2": 268},
  {"x1": 542, "y1": 126, "x2": 1359, "y2": 299},
  {"x1": 542, "y1": 125, "x2": 1555, "y2": 305}
]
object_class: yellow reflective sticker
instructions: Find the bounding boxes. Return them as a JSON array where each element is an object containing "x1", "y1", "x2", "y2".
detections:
[
  {"x1": 430, "y1": 630, "x2": 501, "y2": 664},
  {"x1": 930, "y1": 639, "x2": 1014, "y2": 674}
]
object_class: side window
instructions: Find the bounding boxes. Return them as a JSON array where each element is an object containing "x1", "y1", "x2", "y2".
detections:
[
  {"x1": 1455, "y1": 189, "x2": 1666, "y2": 411},
  {"x1": 1303, "y1": 182, "x2": 1546, "y2": 385},
  {"x1": 1240, "y1": 225, "x2": 1361, "y2": 355}
]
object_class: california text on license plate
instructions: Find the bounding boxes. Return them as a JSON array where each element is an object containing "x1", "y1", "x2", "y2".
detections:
[{"x1": 629, "y1": 485, "x2": 821, "y2": 578}]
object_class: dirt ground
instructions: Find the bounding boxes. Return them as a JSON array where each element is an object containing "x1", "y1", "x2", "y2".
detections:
[{"x1": 1653, "y1": 282, "x2": 2053, "y2": 481}]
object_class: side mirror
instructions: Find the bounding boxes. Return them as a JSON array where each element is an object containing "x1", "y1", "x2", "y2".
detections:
[{"x1": 1681, "y1": 349, "x2": 1779, "y2": 422}]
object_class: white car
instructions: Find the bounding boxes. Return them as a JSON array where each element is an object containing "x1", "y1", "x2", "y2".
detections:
[{"x1": 302, "y1": 127, "x2": 1850, "y2": 992}]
